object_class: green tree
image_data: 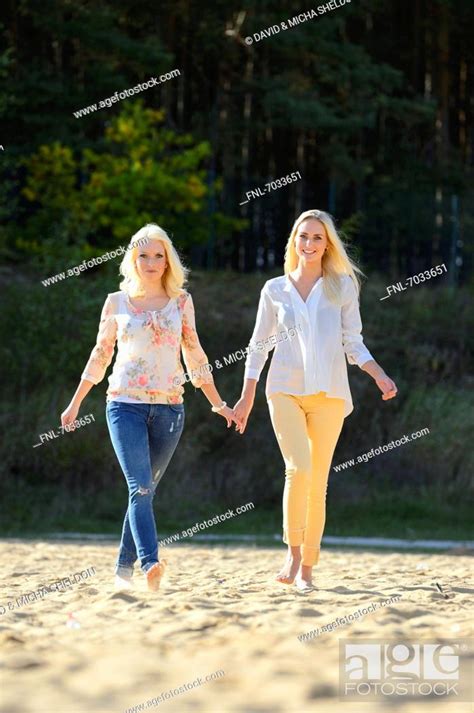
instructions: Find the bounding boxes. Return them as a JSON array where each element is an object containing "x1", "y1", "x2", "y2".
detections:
[{"x1": 18, "y1": 101, "x2": 245, "y2": 262}]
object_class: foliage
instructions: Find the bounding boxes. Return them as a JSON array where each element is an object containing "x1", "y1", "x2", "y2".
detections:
[{"x1": 14, "y1": 102, "x2": 245, "y2": 263}]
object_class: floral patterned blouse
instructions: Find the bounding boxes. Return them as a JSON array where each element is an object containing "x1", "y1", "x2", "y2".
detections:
[{"x1": 81, "y1": 290, "x2": 214, "y2": 404}]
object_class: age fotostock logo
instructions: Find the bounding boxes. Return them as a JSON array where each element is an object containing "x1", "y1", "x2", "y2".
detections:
[{"x1": 339, "y1": 639, "x2": 472, "y2": 701}]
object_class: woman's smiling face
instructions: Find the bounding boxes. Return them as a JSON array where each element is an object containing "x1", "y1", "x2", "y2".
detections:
[
  {"x1": 294, "y1": 218, "x2": 328, "y2": 263},
  {"x1": 135, "y1": 239, "x2": 168, "y2": 283}
]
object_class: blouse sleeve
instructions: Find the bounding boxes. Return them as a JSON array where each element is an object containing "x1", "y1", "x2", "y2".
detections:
[
  {"x1": 341, "y1": 277, "x2": 374, "y2": 368},
  {"x1": 180, "y1": 292, "x2": 214, "y2": 388},
  {"x1": 243, "y1": 283, "x2": 278, "y2": 382},
  {"x1": 81, "y1": 295, "x2": 118, "y2": 385}
]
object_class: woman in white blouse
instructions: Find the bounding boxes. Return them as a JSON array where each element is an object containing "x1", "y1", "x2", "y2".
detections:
[
  {"x1": 233, "y1": 209, "x2": 397, "y2": 592},
  {"x1": 61, "y1": 224, "x2": 238, "y2": 592}
]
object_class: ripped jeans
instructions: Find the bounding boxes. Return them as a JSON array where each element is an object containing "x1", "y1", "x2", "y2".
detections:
[{"x1": 106, "y1": 400, "x2": 185, "y2": 576}]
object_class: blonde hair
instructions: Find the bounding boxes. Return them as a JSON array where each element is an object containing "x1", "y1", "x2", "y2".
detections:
[
  {"x1": 119, "y1": 223, "x2": 188, "y2": 298},
  {"x1": 284, "y1": 209, "x2": 364, "y2": 304}
]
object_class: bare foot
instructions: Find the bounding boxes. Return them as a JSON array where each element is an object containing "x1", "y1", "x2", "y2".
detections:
[
  {"x1": 146, "y1": 560, "x2": 167, "y2": 591},
  {"x1": 276, "y1": 547, "x2": 301, "y2": 584},
  {"x1": 299, "y1": 564, "x2": 313, "y2": 585},
  {"x1": 114, "y1": 574, "x2": 134, "y2": 590},
  {"x1": 295, "y1": 564, "x2": 315, "y2": 592},
  {"x1": 276, "y1": 548, "x2": 291, "y2": 578}
]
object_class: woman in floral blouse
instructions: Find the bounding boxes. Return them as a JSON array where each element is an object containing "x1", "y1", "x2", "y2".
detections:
[{"x1": 61, "y1": 224, "x2": 239, "y2": 592}]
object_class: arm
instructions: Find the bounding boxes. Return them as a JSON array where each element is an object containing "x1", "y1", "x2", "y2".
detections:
[
  {"x1": 341, "y1": 276, "x2": 374, "y2": 368},
  {"x1": 342, "y1": 277, "x2": 397, "y2": 401},
  {"x1": 235, "y1": 284, "x2": 277, "y2": 433},
  {"x1": 360, "y1": 359, "x2": 397, "y2": 400},
  {"x1": 180, "y1": 292, "x2": 239, "y2": 427},
  {"x1": 61, "y1": 295, "x2": 117, "y2": 427}
]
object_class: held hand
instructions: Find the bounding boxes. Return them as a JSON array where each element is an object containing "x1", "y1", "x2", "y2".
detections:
[
  {"x1": 375, "y1": 373, "x2": 398, "y2": 401},
  {"x1": 233, "y1": 396, "x2": 254, "y2": 435},
  {"x1": 61, "y1": 403, "x2": 80, "y2": 431},
  {"x1": 216, "y1": 405, "x2": 240, "y2": 428}
]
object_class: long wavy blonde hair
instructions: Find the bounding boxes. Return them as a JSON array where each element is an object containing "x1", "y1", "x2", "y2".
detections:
[
  {"x1": 119, "y1": 223, "x2": 189, "y2": 298},
  {"x1": 284, "y1": 209, "x2": 364, "y2": 304}
]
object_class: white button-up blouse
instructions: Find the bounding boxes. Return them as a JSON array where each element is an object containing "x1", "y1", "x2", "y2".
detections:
[{"x1": 243, "y1": 274, "x2": 374, "y2": 417}]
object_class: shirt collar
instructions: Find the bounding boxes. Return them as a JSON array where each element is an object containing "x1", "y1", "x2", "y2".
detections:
[{"x1": 283, "y1": 273, "x2": 324, "y2": 292}]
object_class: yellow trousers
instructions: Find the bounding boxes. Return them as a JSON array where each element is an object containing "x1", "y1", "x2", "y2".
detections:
[{"x1": 268, "y1": 391, "x2": 345, "y2": 567}]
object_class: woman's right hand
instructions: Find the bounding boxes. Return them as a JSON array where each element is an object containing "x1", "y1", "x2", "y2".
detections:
[
  {"x1": 233, "y1": 396, "x2": 254, "y2": 434},
  {"x1": 215, "y1": 405, "x2": 241, "y2": 429},
  {"x1": 61, "y1": 402, "x2": 80, "y2": 431}
]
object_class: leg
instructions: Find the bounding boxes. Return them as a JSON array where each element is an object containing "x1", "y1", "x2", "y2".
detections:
[
  {"x1": 148, "y1": 404, "x2": 185, "y2": 494},
  {"x1": 268, "y1": 392, "x2": 312, "y2": 582},
  {"x1": 115, "y1": 404, "x2": 185, "y2": 577},
  {"x1": 115, "y1": 510, "x2": 137, "y2": 579},
  {"x1": 106, "y1": 401, "x2": 159, "y2": 574},
  {"x1": 145, "y1": 404, "x2": 185, "y2": 592},
  {"x1": 301, "y1": 393, "x2": 345, "y2": 572}
]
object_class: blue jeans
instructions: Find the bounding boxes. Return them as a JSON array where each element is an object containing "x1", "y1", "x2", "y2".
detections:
[{"x1": 106, "y1": 401, "x2": 185, "y2": 575}]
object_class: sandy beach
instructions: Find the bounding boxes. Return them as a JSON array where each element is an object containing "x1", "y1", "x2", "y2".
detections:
[{"x1": 0, "y1": 540, "x2": 472, "y2": 713}]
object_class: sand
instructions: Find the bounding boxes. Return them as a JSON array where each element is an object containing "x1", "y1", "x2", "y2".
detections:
[{"x1": 0, "y1": 540, "x2": 472, "y2": 713}]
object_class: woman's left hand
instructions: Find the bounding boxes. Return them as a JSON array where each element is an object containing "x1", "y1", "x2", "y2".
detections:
[{"x1": 375, "y1": 372, "x2": 398, "y2": 401}]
